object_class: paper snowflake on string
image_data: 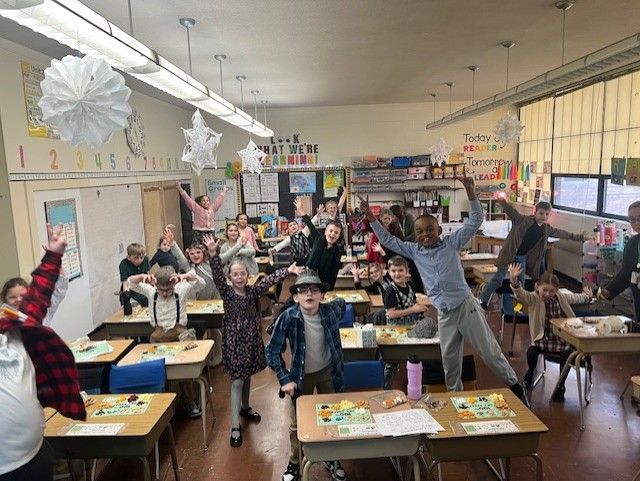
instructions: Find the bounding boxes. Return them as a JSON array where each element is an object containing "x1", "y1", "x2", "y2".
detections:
[
  {"x1": 181, "y1": 109, "x2": 222, "y2": 176},
  {"x1": 237, "y1": 140, "x2": 267, "y2": 174},
  {"x1": 428, "y1": 138, "x2": 453, "y2": 167},
  {"x1": 494, "y1": 113, "x2": 524, "y2": 144},
  {"x1": 38, "y1": 55, "x2": 132, "y2": 148}
]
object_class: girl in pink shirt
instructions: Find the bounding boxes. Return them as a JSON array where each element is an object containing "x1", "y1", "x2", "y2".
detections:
[
  {"x1": 236, "y1": 213, "x2": 263, "y2": 253},
  {"x1": 177, "y1": 182, "x2": 229, "y2": 245}
]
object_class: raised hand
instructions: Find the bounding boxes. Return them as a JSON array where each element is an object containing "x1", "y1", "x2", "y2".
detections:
[
  {"x1": 294, "y1": 197, "x2": 306, "y2": 216},
  {"x1": 202, "y1": 234, "x2": 220, "y2": 255},
  {"x1": 316, "y1": 204, "x2": 325, "y2": 215},
  {"x1": 163, "y1": 225, "x2": 175, "y2": 245},
  {"x1": 287, "y1": 263, "x2": 306, "y2": 275},
  {"x1": 508, "y1": 262, "x2": 523, "y2": 284},
  {"x1": 582, "y1": 285, "x2": 594, "y2": 298},
  {"x1": 455, "y1": 172, "x2": 476, "y2": 200},
  {"x1": 47, "y1": 224, "x2": 67, "y2": 254},
  {"x1": 372, "y1": 242, "x2": 385, "y2": 255},
  {"x1": 141, "y1": 274, "x2": 156, "y2": 285},
  {"x1": 168, "y1": 273, "x2": 182, "y2": 284},
  {"x1": 349, "y1": 263, "x2": 360, "y2": 279},
  {"x1": 222, "y1": 185, "x2": 230, "y2": 194},
  {"x1": 357, "y1": 195, "x2": 375, "y2": 221}
]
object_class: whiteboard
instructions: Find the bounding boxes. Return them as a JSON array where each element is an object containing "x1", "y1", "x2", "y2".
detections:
[{"x1": 206, "y1": 178, "x2": 237, "y2": 221}]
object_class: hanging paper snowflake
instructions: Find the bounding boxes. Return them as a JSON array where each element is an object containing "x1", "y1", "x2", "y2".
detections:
[
  {"x1": 428, "y1": 138, "x2": 453, "y2": 167},
  {"x1": 237, "y1": 139, "x2": 267, "y2": 174},
  {"x1": 181, "y1": 109, "x2": 222, "y2": 176},
  {"x1": 38, "y1": 55, "x2": 132, "y2": 148},
  {"x1": 494, "y1": 113, "x2": 524, "y2": 144}
]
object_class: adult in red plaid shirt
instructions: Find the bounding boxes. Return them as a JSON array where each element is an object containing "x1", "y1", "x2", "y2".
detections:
[{"x1": 0, "y1": 224, "x2": 85, "y2": 481}]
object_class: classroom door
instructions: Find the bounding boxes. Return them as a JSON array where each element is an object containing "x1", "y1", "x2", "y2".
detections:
[{"x1": 141, "y1": 182, "x2": 183, "y2": 257}]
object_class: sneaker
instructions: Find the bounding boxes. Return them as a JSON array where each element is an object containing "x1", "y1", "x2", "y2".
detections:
[
  {"x1": 240, "y1": 406, "x2": 262, "y2": 422},
  {"x1": 282, "y1": 461, "x2": 299, "y2": 481},
  {"x1": 324, "y1": 461, "x2": 346, "y2": 481},
  {"x1": 185, "y1": 401, "x2": 202, "y2": 418},
  {"x1": 230, "y1": 427, "x2": 242, "y2": 447},
  {"x1": 551, "y1": 386, "x2": 566, "y2": 402},
  {"x1": 510, "y1": 382, "x2": 531, "y2": 410},
  {"x1": 523, "y1": 371, "x2": 534, "y2": 390}
]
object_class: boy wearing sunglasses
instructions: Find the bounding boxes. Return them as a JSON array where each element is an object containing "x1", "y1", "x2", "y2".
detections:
[{"x1": 266, "y1": 270, "x2": 347, "y2": 481}]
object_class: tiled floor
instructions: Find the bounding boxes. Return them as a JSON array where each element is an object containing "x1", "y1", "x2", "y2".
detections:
[{"x1": 90, "y1": 311, "x2": 640, "y2": 481}]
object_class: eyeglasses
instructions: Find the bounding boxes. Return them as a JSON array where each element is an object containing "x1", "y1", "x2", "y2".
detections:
[{"x1": 296, "y1": 286, "x2": 322, "y2": 295}]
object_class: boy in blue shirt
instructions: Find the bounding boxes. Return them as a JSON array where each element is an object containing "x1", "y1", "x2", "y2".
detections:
[
  {"x1": 358, "y1": 175, "x2": 529, "y2": 409},
  {"x1": 266, "y1": 271, "x2": 347, "y2": 481}
]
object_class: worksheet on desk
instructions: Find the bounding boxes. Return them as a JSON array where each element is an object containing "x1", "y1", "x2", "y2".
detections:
[{"x1": 373, "y1": 409, "x2": 444, "y2": 436}]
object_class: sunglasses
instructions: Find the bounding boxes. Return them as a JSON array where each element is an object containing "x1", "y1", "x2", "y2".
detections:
[{"x1": 296, "y1": 286, "x2": 322, "y2": 295}]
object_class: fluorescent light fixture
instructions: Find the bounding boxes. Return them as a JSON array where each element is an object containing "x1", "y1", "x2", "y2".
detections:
[
  {"x1": 0, "y1": 0, "x2": 274, "y2": 137},
  {"x1": 426, "y1": 32, "x2": 640, "y2": 129}
]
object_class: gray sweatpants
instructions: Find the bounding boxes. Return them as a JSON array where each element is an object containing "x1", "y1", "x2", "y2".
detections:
[{"x1": 438, "y1": 295, "x2": 518, "y2": 391}]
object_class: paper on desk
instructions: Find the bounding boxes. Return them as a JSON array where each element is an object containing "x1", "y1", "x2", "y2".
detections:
[
  {"x1": 66, "y1": 423, "x2": 125, "y2": 436},
  {"x1": 337, "y1": 423, "x2": 380, "y2": 437},
  {"x1": 460, "y1": 420, "x2": 519, "y2": 436},
  {"x1": 373, "y1": 409, "x2": 444, "y2": 436}
]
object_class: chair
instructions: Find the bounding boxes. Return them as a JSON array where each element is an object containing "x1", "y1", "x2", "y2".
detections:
[
  {"x1": 501, "y1": 294, "x2": 529, "y2": 357},
  {"x1": 422, "y1": 355, "x2": 477, "y2": 392},
  {"x1": 109, "y1": 358, "x2": 166, "y2": 394},
  {"x1": 109, "y1": 358, "x2": 168, "y2": 480},
  {"x1": 339, "y1": 303, "x2": 355, "y2": 328},
  {"x1": 532, "y1": 351, "x2": 594, "y2": 403},
  {"x1": 343, "y1": 360, "x2": 384, "y2": 390}
]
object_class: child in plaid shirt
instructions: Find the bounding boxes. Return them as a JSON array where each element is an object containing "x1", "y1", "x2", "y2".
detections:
[{"x1": 508, "y1": 262, "x2": 592, "y2": 402}]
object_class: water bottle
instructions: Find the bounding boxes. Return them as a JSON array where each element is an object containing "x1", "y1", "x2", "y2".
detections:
[
  {"x1": 346, "y1": 245, "x2": 353, "y2": 259},
  {"x1": 406, "y1": 355, "x2": 423, "y2": 400},
  {"x1": 122, "y1": 290, "x2": 133, "y2": 316}
]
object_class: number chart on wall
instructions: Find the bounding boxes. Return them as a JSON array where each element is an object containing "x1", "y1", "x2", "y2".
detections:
[
  {"x1": 44, "y1": 199, "x2": 82, "y2": 280},
  {"x1": 238, "y1": 168, "x2": 346, "y2": 221}
]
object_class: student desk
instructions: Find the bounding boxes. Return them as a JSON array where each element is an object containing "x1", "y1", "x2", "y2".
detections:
[
  {"x1": 370, "y1": 295, "x2": 384, "y2": 313},
  {"x1": 421, "y1": 388, "x2": 548, "y2": 481},
  {"x1": 103, "y1": 301, "x2": 225, "y2": 338},
  {"x1": 339, "y1": 326, "x2": 441, "y2": 363},
  {"x1": 256, "y1": 256, "x2": 271, "y2": 272},
  {"x1": 44, "y1": 407, "x2": 57, "y2": 421},
  {"x1": 473, "y1": 235, "x2": 559, "y2": 271},
  {"x1": 324, "y1": 290, "x2": 371, "y2": 316},
  {"x1": 340, "y1": 254, "x2": 368, "y2": 264},
  {"x1": 296, "y1": 390, "x2": 421, "y2": 481},
  {"x1": 118, "y1": 340, "x2": 215, "y2": 448},
  {"x1": 44, "y1": 393, "x2": 180, "y2": 481},
  {"x1": 67, "y1": 339, "x2": 134, "y2": 366},
  {"x1": 459, "y1": 252, "x2": 498, "y2": 279},
  {"x1": 550, "y1": 316, "x2": 638, "y2": 429}
]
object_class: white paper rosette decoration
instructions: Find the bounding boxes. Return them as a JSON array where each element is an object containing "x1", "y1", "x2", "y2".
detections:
[
  {"x1": 237, "y1": 139, "x2": 267, "y2": 174},
  {"x1": 428, "y1": 137, "x2": 453, "y2": 167},
  {"x1": 494, "y1": 113, "x2": 524, "y2": 144},
  {"x1": 181, "y1": 109, "x2": 222, "y2": 176},
  {"x1": 38, "y1": 55, "x2": 132, "y2": 148}
]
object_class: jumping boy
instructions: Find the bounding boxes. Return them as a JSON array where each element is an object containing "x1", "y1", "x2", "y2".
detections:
[
  {"x1": 359, "y1": 175, "x2": 530, "y2": 408},
  {"x1": 266, "y1": 270, "x2": 347, "y2": 481},
  {"x1": 478, "y1": 199, "x2": 586, "y2": 309}
]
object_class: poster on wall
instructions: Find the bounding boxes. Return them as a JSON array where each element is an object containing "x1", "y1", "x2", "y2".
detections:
[
  {"x1": 626, "y1": 158, "x2": 640, "y2": 186},
  {"x1": 44, "y1": 199, "x2": 82, "y2": 280},
  {"x1": 21, "y1": 61, "x2": 60, "y2": 139},
  {"x1": 205, "y1": 178, "x2": 237, "y2": 220},
  {"x1": 289, "y1": 172, "x2": 316, "y2": 194},
  {"x1": 260, "y1": 173, "x2": 280, "y2": 202},
  {"x1": 242, "y1": 174, "x2": 261, "y2": 203},
  {"x1": 323, "y1": 170, "x2": 344, "y2": 197},
  {"x1": 611, "y1": 157, "x2": 627, "y2": 185}
]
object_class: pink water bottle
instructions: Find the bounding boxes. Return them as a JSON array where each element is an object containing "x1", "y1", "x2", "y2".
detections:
[{"x1": 407, "y1": 355, "x2": 423, "y2": 400}]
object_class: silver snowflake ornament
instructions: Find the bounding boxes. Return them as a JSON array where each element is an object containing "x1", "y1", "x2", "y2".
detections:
[
  {"x1": 181, "y1": 109, "x2": 222, "y2": 176},
  {"x1": 237, "y1": 139, "x2": 267, "y2": 174}
]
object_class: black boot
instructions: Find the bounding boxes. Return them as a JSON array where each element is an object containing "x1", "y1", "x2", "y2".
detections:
[
  {"x1": 551, "y1": 386, "x2": 566, "y2": 402},
  {"x1": 510, "y1": 382, "x2": 531, "y2": 409}
]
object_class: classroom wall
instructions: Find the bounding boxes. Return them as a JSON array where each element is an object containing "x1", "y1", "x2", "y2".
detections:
[
  {"x1": 0, "y1": 37, "x2": 193, "y2": 336},
  {"x1": 201, "y1": 101, "x2": 519, "y2": 221}
]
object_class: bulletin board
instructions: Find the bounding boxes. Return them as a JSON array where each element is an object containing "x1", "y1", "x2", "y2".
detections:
[
  {"x1": 238, "y1": 168, "x2": 347, "y2": 222},
  {"x1": 44, "y1": 198, "x2": 83, "y2": 280}
]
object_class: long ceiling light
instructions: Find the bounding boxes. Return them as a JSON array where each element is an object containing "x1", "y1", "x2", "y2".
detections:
[
  {"x1": 0, "y1": 0, "x2": 274, "y2": 137},
  {"x1": 426, "y1": 32, "x2": 640, "y2": 130}
]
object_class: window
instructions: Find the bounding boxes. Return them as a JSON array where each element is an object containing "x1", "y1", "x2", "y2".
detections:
[
  {"x1": 603, "y1": 180, "x2": 640, "y2": 217},
  {"x1": 552, "y1": 176, "x2": 599, "y2": 214},
  {"x1": 519, "y1": 69, "x2": 640, "y2": 219}
]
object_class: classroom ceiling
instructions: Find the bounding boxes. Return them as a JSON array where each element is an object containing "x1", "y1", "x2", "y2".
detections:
[{"x1": 2, "y1": 0, "x2": 640, "y2": 110}]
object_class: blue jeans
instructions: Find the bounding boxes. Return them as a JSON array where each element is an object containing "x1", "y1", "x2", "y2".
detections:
[{"x1": 479, "y1": 255, "x2": 526, "y2": 305}]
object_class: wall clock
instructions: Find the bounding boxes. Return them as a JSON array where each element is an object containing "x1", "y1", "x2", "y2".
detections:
[{"x1": 125, "y1": 108, "x2": 145, "y2": 158}]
